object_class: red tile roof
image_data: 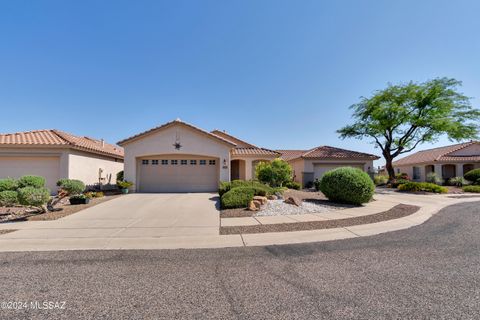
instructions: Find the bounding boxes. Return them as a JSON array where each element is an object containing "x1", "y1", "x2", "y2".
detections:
[
  {"x1": 231, "y1": 147, "x2": 280, "y2": 156},
  {"x1": 117, "y1": 119, "x2": 236, "y2": 146},
  {"x1": 211, "y1": 130, "x2": 257, "y2": 148},
  {"x1": 277, "y1": 146, "x2": 379, "y2": 161},
  {"x1": 0, "y1": 129, "x2": 124, "y2": 159},
  {"x1": 393, "y1": 141, "x2": 480, "y2": 166}
]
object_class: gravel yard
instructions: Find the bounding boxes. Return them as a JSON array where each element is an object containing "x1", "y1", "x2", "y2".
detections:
[{"x1": 255, "y1": 199, "x2": 347, "y2": 216}]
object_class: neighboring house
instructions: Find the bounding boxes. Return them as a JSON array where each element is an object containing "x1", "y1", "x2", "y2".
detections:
[
  {"x1": 392, "y1": 141, "x2": 480, "y2": 182},
  {"x1": 0, "y1": 130, "x2": 124, "y2": 193},
  {"x1": 277, "y1": 147, "x2": 379, "y2": 187},
  {"x1": 118, "y1": 119, "x2": 379, "y2": 192}
]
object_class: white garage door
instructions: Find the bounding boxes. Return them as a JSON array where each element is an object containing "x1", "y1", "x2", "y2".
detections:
[
  {"x1": 313, "y1": 163, "x2": 364, "y2": 180},
  {"x1": 0, "y1": 156, "x2": 60, "y2": 192},
  {"x1": 138, "y1": 156, "x2": 219, "y2": 193}
]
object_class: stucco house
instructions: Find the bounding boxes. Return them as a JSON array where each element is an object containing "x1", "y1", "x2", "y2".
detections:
[
  {"x1": 392, "y1": 141, "x2": 480, "y2": 182},
  {"x1": 0, "y1": 130, "x2": 124, "y2": 193},
  {"x1": 118, "y1": 119, "x2": 379, "y2": 192}
]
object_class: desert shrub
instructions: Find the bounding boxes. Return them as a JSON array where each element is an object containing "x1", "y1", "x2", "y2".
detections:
[
  {"x1": 117, "y1": 180, "x2": 134, "y2": 189},
  {"x1": 313, "y1": 179, "x2": 321, "y2": 191},
  {"x1": 57, "y1": 179, "x2": 85, "y2": 195},
  {"x1": 18, "y1": 175, "x2": 45, "y2": 188},
  {"x1": 395, "y1": 172, "x2": 410, "y2": 180},
  {"x1": 17, "y1": 187, "x2": 50, "y2": 207},
  {"x1": 448, "y1": 176, "x2": 469, "y2": 187},
  {"x1": 255, "y1": 159, "x2": 292, "y2": 187},
  {"x1": 0, "y1": 190, "x2": 19, "y2": 206},
  {"x1": 463, "y1": 185, "x2": 480, "y2": 193},
  {"x1": 218, "y1": 181, "x2": 231, "y2": 197},
  {"x1": 398, "y1": 182, "x2": 447, "y2": 193},
  {"x1": 373, "y1": 175, "x2": 389, "y2": 186},
  {"x1": 221, "y1": 187, "x2": 255, "y2": 209},
  {"x1": 464, "y1": 169, "x2": 480, "y2": 183},
  {"x1": 390, "y1": 179, "x2": 410, "y2": 188},
  {"x1": 230, "y1": 180, "x2": 273, "y2": 196},
  {"x1": 284, "y1": 181, "x2": 301, "y2": 190},
  {"x1": 0, "y1": 178, "x2": 19, "y2": 191},
  {"x1": 94, "y1": 191, "x2": 104, "y2": 197},
  {"x1": 319, "y1": 167, "x2": 375, "y2": 205},
  {"x1": 426, "y1": 172, "x2": 443, "y2": 185},
  {"x1": 116, "y1": 170, "x2": 124, "y2": 182}
]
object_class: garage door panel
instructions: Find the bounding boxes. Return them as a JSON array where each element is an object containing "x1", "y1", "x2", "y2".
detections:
[{"x1": 138, "y1": 157, "x2": 218, "y2": 193}]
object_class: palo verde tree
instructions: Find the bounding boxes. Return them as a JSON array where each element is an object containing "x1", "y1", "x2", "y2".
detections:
[{"x1": 338, "y1": 78, "x2": 480, "y2": 180}]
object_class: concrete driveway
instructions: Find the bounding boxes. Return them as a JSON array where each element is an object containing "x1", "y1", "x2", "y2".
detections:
[{"x1": 0, "y1": 193, "x2": 221, "y2": 239}]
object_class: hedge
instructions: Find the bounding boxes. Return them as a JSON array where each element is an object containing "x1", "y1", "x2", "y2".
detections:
[
  {"x1": 463, "y1": 185, "x2": 480, "y2": 193},
  {"x1": 218, "y1": 181, "x2": 231, "y2": 197},
  {"x1": 17, "y1": 187, "x2": 51, "y2": 207},
  {"x1": 230, "y1": 180, "x2": 273, "y2": 196},
  {"x1": 464, "y1": 169, "x2": 480, "y2": 183},
  {"x1": 18, "y1": 175, "x2": 45, "y2": 188},
  {"x1": 0, "y1": 190, "x2": 19, "y2": 206},
  {"x1": 0, "y1": 178, "x2": 19, "y2": 192},
  {"x1": 221, "y1": 187, "x2": 255, "y2": 209},
  {"x1": 285, "y1": 181, "x2": 301, "y2": 190},
  {"x1": 398, "y1": 182, "x2": 448, "y2": 193},
  {"x1": 319, "y1": 167, "x2": 375, "y2": 205}
]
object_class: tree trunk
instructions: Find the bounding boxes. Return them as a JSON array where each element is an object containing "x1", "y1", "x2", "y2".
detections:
[{"x1": 385, "y1": 158, "x2": 396, "y2": 181}]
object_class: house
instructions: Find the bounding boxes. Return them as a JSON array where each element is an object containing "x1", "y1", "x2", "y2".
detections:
[
  {"x1": 277, "y1": 147, "x2": 379, "y2": 187},
  {"x1": 118, "y1": 119, "x2": 379, "y2": 192},
  {"x1": 392, "y1": 141, "x2": 480, "y2": 182},
  {"x1": 0, "y1": 130, "x2": 124, "y2": 193}
]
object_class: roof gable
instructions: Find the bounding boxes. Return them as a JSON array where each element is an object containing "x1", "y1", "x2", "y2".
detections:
[{"x1": 210, "y1": 130, "x2": 256, "y2": 148}]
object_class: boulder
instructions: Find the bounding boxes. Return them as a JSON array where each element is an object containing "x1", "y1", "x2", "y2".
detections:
[
  {"x1": 267, "y1": 195, "x2": 278, "y2": 200},
  {"x1": 284, "y1": 196, "x2": 301, "y2": 206},
  {"x1": 247, "y1": 200, "x2": 259, "y2": 211},
  {"x1": 253, "y1": 196, "x2": 268, "y2": 205},
  {"x1": 253, "y1": 200, "x2": 262, "y2": 209}
]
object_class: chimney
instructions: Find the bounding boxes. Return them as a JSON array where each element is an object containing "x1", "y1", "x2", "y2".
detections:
[{"x1": 101, "y1": 139, "x2": 105, "y2": 148}]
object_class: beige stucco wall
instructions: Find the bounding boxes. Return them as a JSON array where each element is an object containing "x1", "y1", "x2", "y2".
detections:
[
  {"x1": 231, "y1": 155, "x2": 277, "y2": 180},
  {"x1": 67, "y1": 150, "x2": 123, "y2": 187},
  {"x1": 122, "y1": 124, "x2": 232, "y2": 192},
  {"x1": 396, "y1": 162, "x2": 480, "y2": 182}
]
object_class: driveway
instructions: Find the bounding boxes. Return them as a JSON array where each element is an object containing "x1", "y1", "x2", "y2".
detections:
[
  {"x1": 0, "y1": 193, "x2": 220, "y2": 239},
  {"x1": 1, "y1": 201, "x2": 479, "y2": 319}
]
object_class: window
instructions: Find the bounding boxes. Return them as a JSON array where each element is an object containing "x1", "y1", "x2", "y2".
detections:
[
  {"x1": 200, "y1": 160, "x2": 206, "y2": 165},
  {"x1": 396, "y1": 168, "x2": 400, "y2": 174},
  {"x1": 413, "y1": 166, "x2": 421, "y2": 180},
  {"x1": 181, "y1": 160, "x2": 187, "y2": 165},
  {"x1": 152, "y1": 160, "x2": 159, "y2": 165},
  {"x1": 171, "y1": 160, "x2": 178, "y2": 165},
  {"x1": 209, "y1": 160, "x2": 216, "y2": 165},
  {"x1": 161, "y1": 160, "x2": 168, "y2": 165},
  {"x1": 190, "y1": 160, "x2": 197, "y2": 165},
  {"x1": 142, "y1": 160, "x2": 149, "y2": 165}
]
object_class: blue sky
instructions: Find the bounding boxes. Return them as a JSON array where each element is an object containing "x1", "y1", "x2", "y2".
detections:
[{"x1": 1, "y1": 0, "x2": 479, "y2": 167}]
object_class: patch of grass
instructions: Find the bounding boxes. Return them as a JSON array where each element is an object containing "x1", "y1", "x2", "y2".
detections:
[{"x1": 463, "y1": 185, "x2": 480, "y2": 193}]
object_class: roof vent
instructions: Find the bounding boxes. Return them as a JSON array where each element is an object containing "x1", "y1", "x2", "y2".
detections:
[{"x1": 101, "y1": 139, "x2": 105, "y2": 148}]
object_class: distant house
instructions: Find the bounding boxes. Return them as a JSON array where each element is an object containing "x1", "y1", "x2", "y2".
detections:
[
  {"x1": 0, "y1": 130, "x2": 124, "y2": 193},
  {"x1": 392, "y1": 141, "x2": 480, "y2": 182}
]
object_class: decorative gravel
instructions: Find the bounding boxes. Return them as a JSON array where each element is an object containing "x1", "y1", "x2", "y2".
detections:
[{"x1": 255, "y1": 200, "x2": 344, "y2": 216}]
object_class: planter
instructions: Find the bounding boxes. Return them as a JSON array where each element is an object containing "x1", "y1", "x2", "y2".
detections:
[
  {"x1": 69, "y1": 197, "x2": 90, "y2": 205},
  {"x1": 121, "y1": 188, "x2": 129, "y2": 194}
]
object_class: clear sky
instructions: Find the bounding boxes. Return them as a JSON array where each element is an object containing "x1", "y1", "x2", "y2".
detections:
[{"x1": 1, "y1": 0, "x2": 479, "y2": 167}]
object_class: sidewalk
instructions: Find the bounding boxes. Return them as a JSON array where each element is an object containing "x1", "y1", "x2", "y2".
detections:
[{"x1": 0, "y1": 192, "x2": 478, "y2": 251}]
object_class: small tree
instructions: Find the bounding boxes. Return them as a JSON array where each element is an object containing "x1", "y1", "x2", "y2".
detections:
[
  {"x1": 255, "y1": 158, "x2": 292, "y2": 187},
  {"x1": 338, "y1": 78, "x2": 480, "y2": 180}
]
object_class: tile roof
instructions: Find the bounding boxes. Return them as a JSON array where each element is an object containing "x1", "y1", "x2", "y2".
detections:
[
  {"x1": 210, "y1": 130, "x2": 257, "y2": 148},
  {"x1": 277, "y1": 146, "x2": 379, "y2": 161},
  {"x1": 231, "y1": 147, "x2": 280, "y2": 156},
  {"x1": 117, "y1": 119, "x2": 236, "y2": 146},
  {"x1": 393, "y1": 141, "x2": 480, "y2": 166},
  {"x1": 0, "y1": 129, "x2": 124, "y2": 159}
]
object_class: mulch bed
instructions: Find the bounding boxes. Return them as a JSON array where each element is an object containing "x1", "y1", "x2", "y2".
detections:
[{"x1": 220, "y1": 204, "x2": 419, "y2": 235}]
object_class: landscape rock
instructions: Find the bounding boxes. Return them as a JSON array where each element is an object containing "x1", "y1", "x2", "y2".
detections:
[
  {"x1": 253, "y1": 196, "x2": 268, "y2": 205},
  {"x1": 284, "y1": 196, "x2": 301, "y2": 207},
  {"x1": 267, "y1": 195, "x2": 278, "y2": 200},
  {"x1": 253, "y1": 200, "x2": 262, "y2": 209},
  {"x1": 247, "y1": 200, "x2": 259, "y2": 211}
]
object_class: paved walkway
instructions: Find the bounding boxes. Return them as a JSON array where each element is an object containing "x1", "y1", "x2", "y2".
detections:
[{"x1": 0, "y1": 191, "x2": 478, "y2": 251}]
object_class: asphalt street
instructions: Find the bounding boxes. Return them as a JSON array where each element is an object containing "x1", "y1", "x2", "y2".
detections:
[{"x1": 1, "y1": 201, "x2": 479, "y2": 319}]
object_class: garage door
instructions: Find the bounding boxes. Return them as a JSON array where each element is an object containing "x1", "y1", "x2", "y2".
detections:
[
  {"x1": 138, "y1": 156, "x2": 219, "y2": 192},
  {"x1": 313, "y1": 164, "x2": 364, "y2": 180},
  {"x1": 0, "y1": 156, "x2": 60, "y2": 193}
]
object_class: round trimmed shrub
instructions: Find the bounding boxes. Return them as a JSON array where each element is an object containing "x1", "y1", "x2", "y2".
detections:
[
  {"x1": 0, "y1": 190, "x2": 19, "y2": 206},
  {"x1": 0, "y1": 178, "x2": 19, "y2": 191},
  {"x1": 285, "y1": 181, "x2": 301, "y2": 190},
  {"x1": 319, "y1": 167, "x2": 375, "y2": 205},
  {"x1": 218, "y1": 181, "x2": 231, "y2": 197},
  {"x1": 221, "y1": 187, "x2": 255, "y2": 209},
  {"x1": 57, "y1": 179, "x2": 85, "y2": 195},
  {"x1": 464, "y1": 169, "x2": 480, "y2": 184},
  {"x1": 18, "y1": 175, "x2": 45, "y2": 188},
  {"x1": 17, "y1": 187, "x2": 50, "y2": 207}
]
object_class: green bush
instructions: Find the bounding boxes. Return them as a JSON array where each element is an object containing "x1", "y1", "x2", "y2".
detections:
[
  {"x1": 464, "y1": 169, "x2": 480, "y2": 183},
  {"x1": 116, "y1": 170, "x2": 124, "y2": 182},
  {"x1": 57, "y1": 179, "x2": 85, "y2": 195},
  {"x1": 0, "y1": 178, "x2": 19, "y2": 191},
  {"x1": 390, "y1": 179, "x2": 410, "y2": 188},
  {"x1": 230, "y1": 180, "x2": 273, "y2": 196},
  {"x1": 426, "y1": 172, "x2": 443, "y2": 185},
  {"x1": 255, "y1": 158, "x2": 292, "y2": 187},
  {"x1": 117, "y1": 180, "x2": 134, "y2": 189},
  {"x1": 463, "y1": 185, "x2": 480, "y2": 193},
  {"x1": 284, "y1": 181, "x2": 301, "y2": 190},
  {"x1": 398, "y1": 182, "x2": 448, "y2": 193},
  {"x1": 218, "y1": 181, "x2": 231, "y2": 197},
  {"x1": 319, "y1": 167, "x2": 375, "y2": 205},
  {"x1": 17, "y1": 187, "x2": 50, "y2": 207},
  {"x1": 313, "y1": 178, "x2": 321, "y2": 191},
  {"x1": 0, "y1": 190, "x2": 19, "y2": 206},
  {"x1": 221, "y1": 187, "x2": 255, "y2": 209},
  {"x1": 395, "y1": 172, "x2": 410, "y2": 180},
  {"x1": 18, "y1": 175, "x2": 45, "y2": 188},
  {"x1": 373, "y1": 175, "x2": 389, "y2": 186},
  {"x1": 448, "y1": 176, "x2": 468, "y2": 187}
]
